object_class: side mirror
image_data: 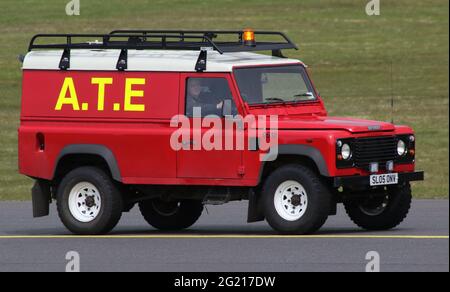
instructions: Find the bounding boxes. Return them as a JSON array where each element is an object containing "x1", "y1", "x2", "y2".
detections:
[{"x1": 222, "y1": 99, "x2": 232, "y2": 117}]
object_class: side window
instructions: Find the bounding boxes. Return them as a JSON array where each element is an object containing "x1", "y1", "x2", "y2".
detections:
[{"x1": 185, "y1": 78, "x2": 237, "y2": 117}]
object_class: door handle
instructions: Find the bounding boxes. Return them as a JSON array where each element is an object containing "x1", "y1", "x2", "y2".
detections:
[{"x1": 181, "y1": 140, "x2": 196, "y2": 147}]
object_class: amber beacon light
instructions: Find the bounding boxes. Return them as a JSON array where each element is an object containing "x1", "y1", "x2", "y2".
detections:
[{"x1": 243, "y1": 29, "x2": 256, "y2": 46}]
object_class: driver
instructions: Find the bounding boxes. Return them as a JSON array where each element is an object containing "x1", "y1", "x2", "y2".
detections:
[{"x1": 186, "y1": 78, "x2": 224, "y2": 117}]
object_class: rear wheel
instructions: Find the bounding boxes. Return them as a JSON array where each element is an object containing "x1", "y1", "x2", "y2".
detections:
[
  {"x1": 138, "y1": 199, "x2": 203, "y2": 231},
  {"x1": 344, "y1": 183, "x2": 412, "y2": 230},
  {"x1": 56, "y1": 167, "x2": 123, "y2": 235},
  {"x1": 261, "y1": 164, "x2": 332, "y2": 234}
]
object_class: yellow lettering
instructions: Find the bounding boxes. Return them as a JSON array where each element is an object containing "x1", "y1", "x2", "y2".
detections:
[
  {"x1": 55, "y1": 77, "x2": 80, "y2": 111},
  {"x1": 91, "y1": 78, "x2": 113, "y2": 111},
  {"x1": 124, "y1": 78, "x2": 146, "y2": 112}
]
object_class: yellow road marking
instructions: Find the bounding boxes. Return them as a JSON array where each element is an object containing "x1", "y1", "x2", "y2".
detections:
[{"x1": 0, "y1": 235, "x2": 447, "y2": 240}]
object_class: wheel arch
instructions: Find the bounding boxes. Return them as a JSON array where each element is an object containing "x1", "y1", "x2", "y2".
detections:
[
  {"x1": 258, "y1": 144, "x2": 329, "y2": 184},
  {"x1": 53, "y1": 144, "x2": 122, "y2": 183}
]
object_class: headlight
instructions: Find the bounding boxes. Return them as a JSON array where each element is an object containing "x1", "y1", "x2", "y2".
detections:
[
  {"x1": 397, "y1": 140, "x2": 407, "y2": 156},
  {"x1": 341, "y1": 143, "x2": 352, "y2": 160}
]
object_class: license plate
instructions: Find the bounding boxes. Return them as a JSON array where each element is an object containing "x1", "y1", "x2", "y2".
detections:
[{"x1": 370, "y1": 173, "x2": 398, "y2": 186}]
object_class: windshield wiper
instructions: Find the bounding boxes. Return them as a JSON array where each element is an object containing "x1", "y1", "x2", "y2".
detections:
[
  {"x1": 252, "y1": 95, "x2": 316, "y2": 107},
  {"x1": 293, "y1": 92, "x2": 314, "y2": 98},
  {"x1": 265, "y1": 97, "x2": 286, "y2": 103}
]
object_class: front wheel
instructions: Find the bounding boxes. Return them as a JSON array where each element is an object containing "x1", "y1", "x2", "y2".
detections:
[
  {"x1": 344, "y1": 183, "x2": 412, "y2": 231},
  {"x1": 261, "y1": 165, "x2": 332, "y2": 234},
  {"x1": 138, "y1": 199, "x2": 203, "y2": 231}
]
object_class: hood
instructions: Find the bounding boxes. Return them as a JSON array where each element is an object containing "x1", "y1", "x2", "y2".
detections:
[{"x1": 264, "y1": 116, "x2": 396, "y2": 133}]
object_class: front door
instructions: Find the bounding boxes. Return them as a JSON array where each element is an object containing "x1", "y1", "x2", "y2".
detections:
[{"x1": 176, "y1": 73, "x2": 242, "y2": 179}]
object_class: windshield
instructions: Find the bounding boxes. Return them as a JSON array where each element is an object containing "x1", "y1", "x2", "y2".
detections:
[{"x1": 233, "y1": 65, "x2": 317, "y2": 105}]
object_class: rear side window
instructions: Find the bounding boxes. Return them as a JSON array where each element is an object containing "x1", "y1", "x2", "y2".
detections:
[{"x1": 185, "y1": 78, "x2": 237, "y2": 117}]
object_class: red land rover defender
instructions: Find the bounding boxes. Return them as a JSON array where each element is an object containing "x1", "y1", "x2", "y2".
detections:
[{"x1": 19, "y1": 30, "x2": 424, "y2": 235}]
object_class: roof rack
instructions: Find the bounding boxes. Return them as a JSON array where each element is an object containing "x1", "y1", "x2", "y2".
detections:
[
  {"x1": 28, "y1": 30, "x2": 298, "y2": 71},
  {"x1": 109, "y1": 30, "x2": 298, "y2": 53}
]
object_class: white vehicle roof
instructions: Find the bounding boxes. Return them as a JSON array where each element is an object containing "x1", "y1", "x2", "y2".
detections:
[{"x1": 22, "y1": 50, "x2": 303, "y2": 72}]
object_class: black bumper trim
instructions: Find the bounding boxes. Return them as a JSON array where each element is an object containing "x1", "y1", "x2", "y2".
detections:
[{"x1": 333, "y1": 171, "x2": 424, "y2": 189}]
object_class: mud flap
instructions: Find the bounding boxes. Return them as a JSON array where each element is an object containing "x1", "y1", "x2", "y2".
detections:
[
  {"x1": 329, "y1": 198, "x2": 337, "y2": 216},
  {"x1": 247, "y1": 190, "x2": 265, "y2": 223},
  {"x1": 32, "y1": 180, "x2": 51, "y2": 218}
]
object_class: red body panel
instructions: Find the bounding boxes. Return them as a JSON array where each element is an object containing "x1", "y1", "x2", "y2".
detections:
[
  {"x1": 20, "y1": 70, "x2": 180, "y2": 183},
  {"x1": 19, "y1": 67, "x2": 416, "y2": 187},
  {"x1": 21, "y1": 71, "x2": 179, "y2": 119}
]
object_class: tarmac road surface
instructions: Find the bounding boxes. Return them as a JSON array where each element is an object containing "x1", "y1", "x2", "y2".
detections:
[{"x1": 0, "y1": 200, "x2": 448, "y2": 272}]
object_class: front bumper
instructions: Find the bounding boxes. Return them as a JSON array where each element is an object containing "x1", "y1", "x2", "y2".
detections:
[{"x1": 333, "y1": 171, "x2": 424, "y2": 189}]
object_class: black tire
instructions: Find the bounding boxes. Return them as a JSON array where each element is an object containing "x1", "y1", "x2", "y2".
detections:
[
  {"x1": 344, "y1": 183, "x2": 412, "y2": 231},
  {"x1": 261, "y1": 164, "x2": 332, "y2": 234},
  {"x1": 56, "y1": 167, "x2": 123, "y2": 235},
  {"x1": 138, "y1": 199, "x2": 203, "y2": 231}
]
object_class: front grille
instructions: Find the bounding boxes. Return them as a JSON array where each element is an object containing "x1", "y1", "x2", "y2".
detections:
[{"x1": 353, "y1": 136, "x2": 397, "y2": 170}]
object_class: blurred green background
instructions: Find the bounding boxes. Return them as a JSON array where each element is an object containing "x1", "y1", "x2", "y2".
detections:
[{"x1": 0, "y1": 0, "x2": 448, "y2": 200}]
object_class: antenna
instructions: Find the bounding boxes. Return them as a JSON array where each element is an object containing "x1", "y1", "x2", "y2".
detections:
[{"x1": 390, "y1": 60, "x2": 394, "y2": 124}]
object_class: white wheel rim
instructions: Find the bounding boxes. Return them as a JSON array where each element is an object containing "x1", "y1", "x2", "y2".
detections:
[
  {"x1": 274, "y1": 180, "x2": 308, "y2": 221},
  {"x1": 68, "y1": 182, "x2": 102, "y2": 223}
]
